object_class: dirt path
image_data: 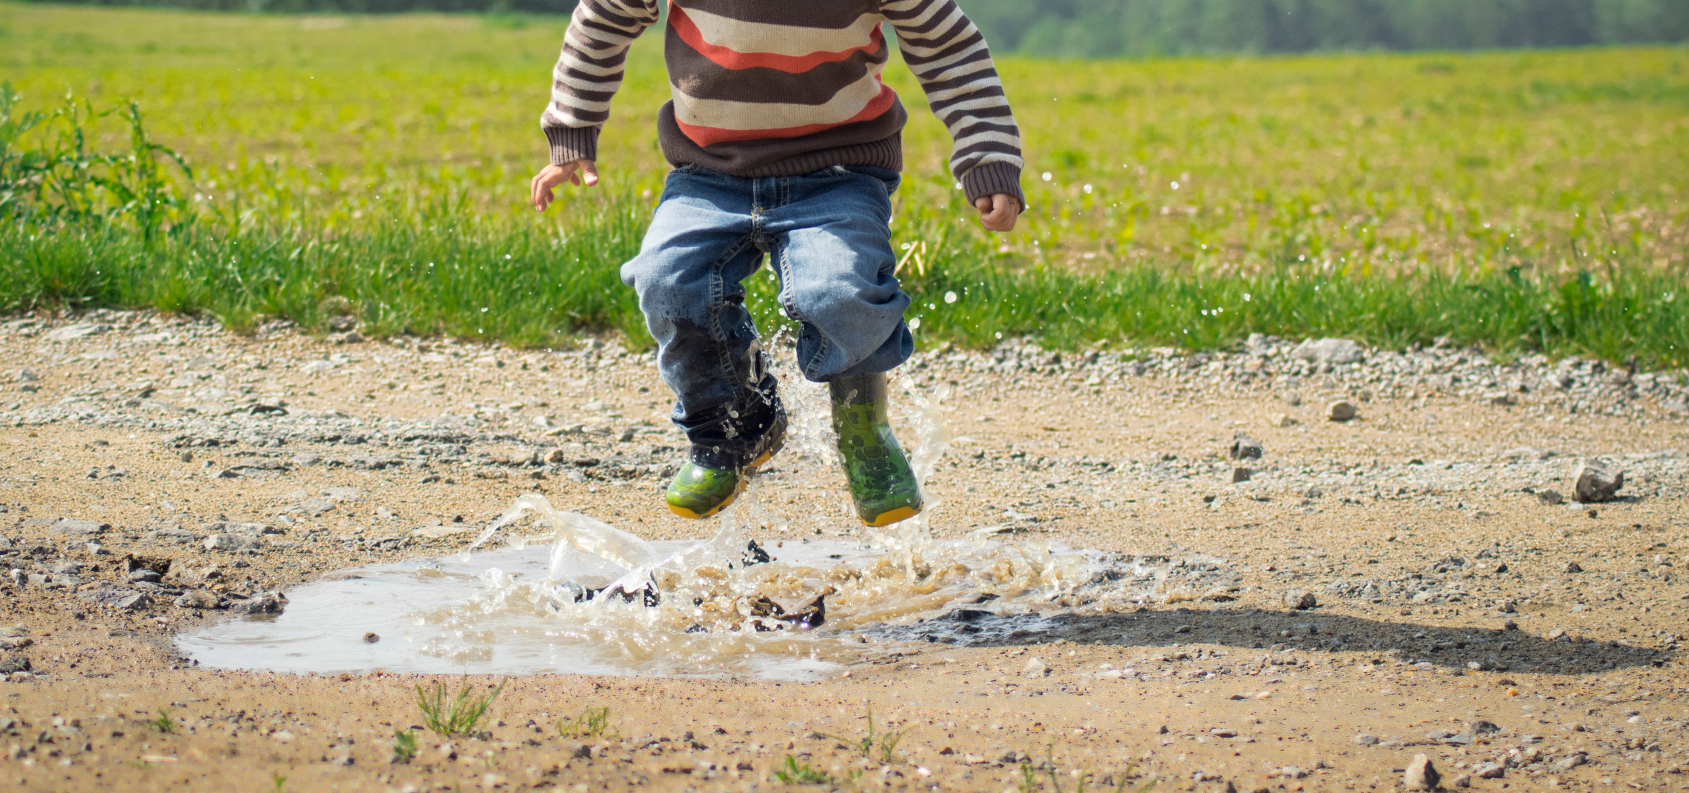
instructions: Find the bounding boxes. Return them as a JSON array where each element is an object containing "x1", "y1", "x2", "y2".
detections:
[{"x1": 1, "y1": 311, "x2": 1686, "y2": 792}]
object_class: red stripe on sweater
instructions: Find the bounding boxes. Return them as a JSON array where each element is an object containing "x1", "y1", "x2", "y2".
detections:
[
  {"x1": 668, "y1": 4, "x2": 883, "y2": 74},
  {"x1": 676, "y1": 82, "x2": 897, "y2": 146}
]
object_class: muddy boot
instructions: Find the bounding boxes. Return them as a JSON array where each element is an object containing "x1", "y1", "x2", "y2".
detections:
[
  {"x1": 830, "y1": 373, "x2": 922, "y2": 526},
  {"x1": 665, "y1": 409, "x2": 787, "y2": 519}
]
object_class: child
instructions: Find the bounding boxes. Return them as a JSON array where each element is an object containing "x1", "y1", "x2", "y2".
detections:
[{"x1": 530, "y1": 0, "x2": 1024, "y2": 526}]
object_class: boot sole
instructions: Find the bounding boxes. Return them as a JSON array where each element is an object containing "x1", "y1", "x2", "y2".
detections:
[
  {"x1": 665, "y1": 440, "x2": 782, "y2": 520},
  {"x1": 861, "y1": 504, "x2": 920, "y2": 527}
]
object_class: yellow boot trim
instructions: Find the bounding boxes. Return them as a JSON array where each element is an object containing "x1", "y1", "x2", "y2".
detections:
[
  {"x1": 862, "y1": 505, "x2": 920, "y2": 527},
  {"x1": 666, "y1": 479, "x2": 745, "y2": 520}
]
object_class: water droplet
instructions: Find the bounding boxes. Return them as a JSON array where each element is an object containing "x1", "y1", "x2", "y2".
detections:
[
  {"x1": 908, "y1": 317, "x2": 922, "y2": 330},
  {"x1": 944, "y1": 291, "x2": 958, "y2": 304},
  {"x1": 1041, "y1": 172, "x2": 1052, "y2": 182},
  {"x1": 1170, "y1": 181, "x2": 1179, "y2": 190}
]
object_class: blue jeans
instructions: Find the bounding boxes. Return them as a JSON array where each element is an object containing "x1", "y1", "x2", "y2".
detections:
[{"x1": 621, "y1": 164, "x2": 914, "y2": 468}]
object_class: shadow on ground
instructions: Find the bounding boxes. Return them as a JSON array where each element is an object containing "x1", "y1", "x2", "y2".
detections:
[{"x1": 867, "y1": 606, "x2": 1671, "y2": 674}]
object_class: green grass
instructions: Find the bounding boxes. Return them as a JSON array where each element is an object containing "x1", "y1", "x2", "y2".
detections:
[
  {"x1": 1, "y1": 3, "x2": 1687, "y2": 364},
  {"x1": 414, "y1": 678, "x2": 503, "y2": 737},
  {"x1": 555, "y1": 705, "x2": 613, "y2": 739},
  {"x1": 772, "y1": 754, "x2": 838, "y2": 786},
  {"x1": 389, "y1": 728, "x2": 418, "y2": 764}
]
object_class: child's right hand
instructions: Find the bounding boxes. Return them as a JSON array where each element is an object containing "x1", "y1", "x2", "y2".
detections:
[{"x1": 530, "y1": 160, "x2": 600, "y2": 211}]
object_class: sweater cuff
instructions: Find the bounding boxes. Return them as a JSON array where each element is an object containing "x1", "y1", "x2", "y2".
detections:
[
  {"x1": 545, "y1": 126, "x2": 599, "y2": 166},
  {"x1": 960, "y1": 161, "x2": 1025, "y2": 210}
]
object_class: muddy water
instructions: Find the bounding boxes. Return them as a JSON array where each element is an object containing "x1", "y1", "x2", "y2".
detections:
[
  {"x1": 177, "y1": 529, "x2": 1117, "y2": 679},
  {"x1": 179, "y1": 376, "x2": 1172, "y2": 679}
]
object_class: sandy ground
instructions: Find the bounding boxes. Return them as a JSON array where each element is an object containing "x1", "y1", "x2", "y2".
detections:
[{"x1": 1, "y1": 311, "x2": 1687, "y2": 793}]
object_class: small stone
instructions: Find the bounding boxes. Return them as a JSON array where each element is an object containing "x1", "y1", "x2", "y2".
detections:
[
  {"x1": 1537, "y1": 490, "x2": 1565, "y2": 506},
  {"x1": 228, "y1": 592, "x2": 286, "y2": 615},
  {"x1": 1232, "y1": 467, "x2": 1253, "y2": 483},
  {"x1": 14, "y1": 369, "x2": 38, "y2": 383},
  {"x1": 1293, "y1": 338, "x2": 1364, "y2": 365},
  {"x1": 1210, "y1": 728, "x2": 1238, "y2": 738},
  {"x1": 1276, "y1": 766, "x2": 1306, "y2": 780},
  {"x1": 1353, "y1": 734, "x2": 1380, "y2": 746},
  {"x1": 1552, "y1": 753, "x2": 1586, "y2": 772},
  {"x1": 174, "y1": 590, "x2": 221, "y2": 610},
  {"x1": 1473, "y1": 762, "x2": 1505, "y2": 779},
  {"x1": 1571, "y1": 459, "x2": 1624, "y2": 503},
  {"x1": 362, "y1": 632, "x2": 380, "y2": 644},
  {"x1": 1023, "y1": 657, "x2": 1051, "y2": 679},
  {"x1": 330, "y1": 754, "x2": 354, "y2": 766},
  {"x1": 203, "y1": 534, "x2": 262, "y2": 552},
  {"x1": 1229, "y1": 433, "x2": 1263, "y2": 460},
  {"x1": 1546, "y1": 627, "x2": 1566, "y2": 640},
  {"x1": 1451, "y1": 773, "x2": 1472, "y2": 788},
  {"x1": 1326, "y1": 401, "x2": 1358, "y2": 422},
  {"x1": 1403, "y1": 753, "x2": 1441, "y2": 790},
  {"x1": 1271, "y1": 413, "x2": 1297, "y2": 427},
  {"x1": 1280, "y1": 391, "x2": 1303, "y2": 407},
  {"x1": 1565, "y1": 561, "x2": 1583, "y2": 574},
  {"x1": 49, "y1": 519, "x2": 109, "y2": 537},
  {"x1": 1469, "y1": 720, "x2": 1500, "y2": 735},
  {"x1": 1283, "y1": 590, "x2": 1317, "y2": 610}
]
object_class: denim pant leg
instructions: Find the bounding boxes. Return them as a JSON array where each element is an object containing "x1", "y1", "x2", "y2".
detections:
[
  {"x1": 768, "y1": 167, "x2": 913, "y2": 382},
  {"x1": 620, "y1": 171, "x2": 780, "y2": 469}
]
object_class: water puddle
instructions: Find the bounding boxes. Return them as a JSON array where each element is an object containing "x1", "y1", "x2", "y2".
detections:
[{"x1": 180, "y1": 366, "x2": 1239, "y2": 679}]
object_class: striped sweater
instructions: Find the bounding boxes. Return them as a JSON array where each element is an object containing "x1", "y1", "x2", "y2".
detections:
[{"x1": 541, "y1": 0, "x2": 1024, "y2": 205}]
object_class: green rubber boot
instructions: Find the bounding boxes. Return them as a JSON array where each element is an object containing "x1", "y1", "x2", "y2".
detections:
[
  {"x1": 830, "y1": 374, "x2": 923, "y2": 526},
  {"x1": 665, "y1": 410, "x2": 786, "y2": 519}
]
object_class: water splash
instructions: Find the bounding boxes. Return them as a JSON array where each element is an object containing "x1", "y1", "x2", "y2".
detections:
[{"x1": 179, "y1": 364, "x2": 1238, "y2": 677}]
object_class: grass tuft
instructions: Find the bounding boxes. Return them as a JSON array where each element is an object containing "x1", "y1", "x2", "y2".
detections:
[
  {"x1": 149, "y1": 708, "x2": 175, "y2": 734},
  {"x1": 555, "y1": 705, "x2": 613, "y2": 739},
  {"x1": 822, "y1": 702, "x2": 910, "y2": 766},
  {"x1": 772, "y1": 754, "x2": 834, "y2": 786},
  {"x1": 415, "y1": 678, "x2": 504, "y2": 737},
  {"x1": 389, "y1": 728, "x2": 418, "y2": 764}
]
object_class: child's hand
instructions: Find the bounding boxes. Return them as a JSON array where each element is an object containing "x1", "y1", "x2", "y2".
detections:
[
  {"x1": 974, "y1": 193, "x2": 1020, "y2": 232},
  {"x1": 530, "y1": 160, "x2": 600, "y2": 211}
]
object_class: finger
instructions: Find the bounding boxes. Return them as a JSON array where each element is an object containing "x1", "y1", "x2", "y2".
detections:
[
  {"x1": 974, "y1": 196, "x2": 993, "y2": 214},
  {"x1": 569, "y1": 170, "x2": 582, "y2": 187},
  {"x1": 580, "y1": 162, "x2": 600, "y2": 187},
  {"x1": 531, "y1": 175, "x2": 548, "y2": 211}
]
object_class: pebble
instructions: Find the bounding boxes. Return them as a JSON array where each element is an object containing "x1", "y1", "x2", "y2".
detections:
[
  {"x1": 1292, "y1": 338, "x2": 1365, "y2": 365},
  {"x1": 362, "y1": 632, "x2": 380, "y2": 643},
  {"x1": 49, "y1": 518, "x2": 109, "y2": 537},
  {"x1": 174, "y1": 590, "x2": 221, "y2": 610},
  {"x1": 1403, "y1": 753, "x2": 1440, "y2": 790},
  {"x1": 1565, "y1": 561, "x2": 1583, "y2": 574},
  {"x1": 1572, "y1": 459, "x2": 1624, "y2": 503},
  {"x1": 1472, "y1": 762, "x2": 1506, "y2": 779},
  {"x1": 1353, "y1": 734, "x2": 1380, "y2": 746},
  {"x1": 204, "y1": 534, "x2": 263, "y2": 552},
  {"x1": 1536, "y1": 489, "x2": 1565, "y2": 505},
  {"x1": 1228, "y1": 433, "x2": 1263, "y2": 460},
  {"x1": 1451, "y1": 773, "x2": 1471, "y2": 788},
  {"x1": 1023, "y1": 657, "x2": 1050, "y2": 679},
  {"x1": 228, "y1": 592, "x2": 286, "y2": 615},
  {"x1": 1326, "y1": 400, "x2": 1358, "y2": 422},
  {"x1": 1551, "y1": 753, "x2": 1587, "y2": 772},
  {"x1": 1282, "y1": 590, "x2": 1317, "y2": 610}
]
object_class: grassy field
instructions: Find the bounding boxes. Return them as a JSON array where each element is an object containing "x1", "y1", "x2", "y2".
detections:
[{"x1": 2, "y1": 3, "x2": 1688, "y2": 363}]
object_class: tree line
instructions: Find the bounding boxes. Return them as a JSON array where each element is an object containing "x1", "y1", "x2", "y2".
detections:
[{"x1": 37, "y1": 0, "x2": 1689, "y2": 56}]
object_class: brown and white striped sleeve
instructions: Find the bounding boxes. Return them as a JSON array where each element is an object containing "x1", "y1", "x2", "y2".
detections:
[
  {"x1": 541, "y1": 0, "x2": 662, "y2": 166},
  {"x1": 880, "y1": 0, "x2": 1025, "y2": 207}
]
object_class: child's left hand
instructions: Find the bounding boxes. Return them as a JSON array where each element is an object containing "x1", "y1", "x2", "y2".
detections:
[{"x1": 974, "y1": 194, "x2": 1020, "y2": 232}]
